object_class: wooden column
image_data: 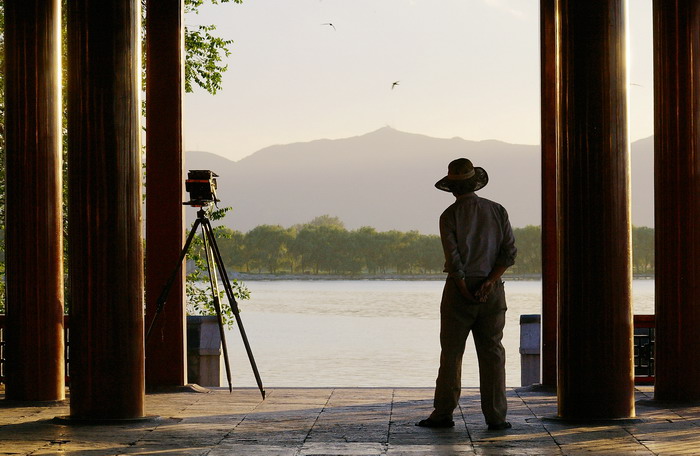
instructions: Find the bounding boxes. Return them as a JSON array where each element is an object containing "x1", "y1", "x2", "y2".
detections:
[
  {"x1": 540, "y1": 0, "x2": 559, "y2": 388},
  {"x1": 67, "y1": 0, "x2": 145, "y2": 419},
  {"x1": 653, "y1": 0, "x2": 700, "y2": 401},
  {"x1": 557, "y1": 0, "x2": 635, "y2": 419},
  {"x1": 4, "y1": 0, "x2": 65, "y2": 402},
  {"x1": 144, "y1": 0, "x2": 187, "y2": 388}
]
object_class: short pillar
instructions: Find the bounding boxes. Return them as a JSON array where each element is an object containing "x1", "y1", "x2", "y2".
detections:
[
  {"x1": 187, "y1": 316, "x2": 222, "y2": 387},
  {"x1": 520, "y1": 315, "x2": 541, "y2": 387}
]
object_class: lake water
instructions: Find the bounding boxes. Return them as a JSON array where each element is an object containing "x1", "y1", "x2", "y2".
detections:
[{"x1": 223, "y1": 279, "x2": 655, "y2": 388}]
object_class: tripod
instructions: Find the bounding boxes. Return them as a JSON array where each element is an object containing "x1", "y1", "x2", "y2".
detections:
[{"x1": 146, "y1": 207, "x2": 265, "y2": 399}]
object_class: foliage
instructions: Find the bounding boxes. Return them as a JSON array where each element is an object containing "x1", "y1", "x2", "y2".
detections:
[
  {"x1": 509, "y1": 225, "x2": 541, "y2": 275},
  {"x1": 632, "y1": 226, "x2": 655, "y2": 274},
  {"x1": 291, "y1": 214, "x2": 346, "y2": 231},
  {"x1": 183, "y1": 0, "x2": 241, "y2": 94},
  {"x1": 185, "y1": 206, "x2": 250, "y2": 328},
  {"x1": 223, "y1": 219, "x2": 445, "y2": 275},
  {"x1": 141, "y1": 0, "x2": 240, "y2": 95},
  {"x1": 184, "y1": 24, "x2": 231, "y2": 94},
  {"x1": 209, "y1": 219, "x2": 659, "y2": 277},
  {"x1": 244, "y1": 224, "x2": 293, "y2": 273},
  {"x1": 0, "y1": 0, "x2": 242, "y2": 314},
  {"x1": 185, "y1": 0, "x2": 242, "y2": 11}
]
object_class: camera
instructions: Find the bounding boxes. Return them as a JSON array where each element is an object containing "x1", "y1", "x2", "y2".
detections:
[{"x1": 184, "y1": 170, "x2": 219, "y2": 206}]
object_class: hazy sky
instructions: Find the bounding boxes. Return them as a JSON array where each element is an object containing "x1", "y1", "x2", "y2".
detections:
[{"x1": 183, "y1": 0, "x2": 654, "y2": 162}]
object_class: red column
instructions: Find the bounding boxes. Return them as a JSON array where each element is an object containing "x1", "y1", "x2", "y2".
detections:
[
  {"x1": 144, "y1": 0, "x2": 187, "y2": 388},
  {"x1": 540, "y1": 0, "x2": 559, "y2": 388},
  {"x1": 557, "y1": 0, "x2": 635, "y2": 419},
  {"x1": 653, "y1": 0, "x2": 700, "y2": 401},
  {"x1": 4, "y1": 0, "x2": 65, "y2": 402},
  {"x1": 67, "y1": 0, "x2": 145, "y2": 419}
]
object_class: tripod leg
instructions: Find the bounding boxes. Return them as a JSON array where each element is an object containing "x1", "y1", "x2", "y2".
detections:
[
  {"x1": 202, "y1": 219, "x2": 266, "y2": 399},
  {"x1": 146, "y1": 218, "x2": 202, "y2": 342},
  {"x1": 202, "y1": 231, "x2": 234, "y2": 392}
]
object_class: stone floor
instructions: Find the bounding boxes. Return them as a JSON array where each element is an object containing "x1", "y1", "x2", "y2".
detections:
[{"x1": 1, "y1": 386, "x2": 699, "y2": 455}]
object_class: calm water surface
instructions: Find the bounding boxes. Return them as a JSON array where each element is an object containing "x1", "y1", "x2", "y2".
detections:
[{"x1": 224, "y1": 279, "x2": 654, "y2": 388}]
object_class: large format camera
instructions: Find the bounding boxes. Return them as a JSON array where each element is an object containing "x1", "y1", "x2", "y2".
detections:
[{"x1": 184, "y1": 170, "x2": 219, "y2": 206}]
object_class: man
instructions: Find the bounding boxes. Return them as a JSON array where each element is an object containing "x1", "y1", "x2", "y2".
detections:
[{"x1": 417, "y1": 158, "x2": 517, "y2": 431}]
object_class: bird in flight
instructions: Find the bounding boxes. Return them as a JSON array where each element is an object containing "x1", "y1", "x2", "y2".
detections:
[
  {"x1": 322, "y1": 23, "x2": 336, "y2": 31},
  {"x1": 391, "y1": 81, "x2": 400, "y2": 90}
]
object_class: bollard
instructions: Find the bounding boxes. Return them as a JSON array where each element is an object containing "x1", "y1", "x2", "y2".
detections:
[
  {"x1": 519, "y1": 314, "x2": 541, "y2": 386},
  {"x1": 187, "y1": 316, "x2": 222, "y2": 387}
]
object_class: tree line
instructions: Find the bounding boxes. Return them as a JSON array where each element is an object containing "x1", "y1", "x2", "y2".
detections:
[{"x1": 201, "y1": 215, "x2": 656, "y2": 276}]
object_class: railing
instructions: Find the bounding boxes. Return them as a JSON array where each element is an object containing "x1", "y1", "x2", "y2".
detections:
[
  {"x1": 519, "y1": 314, "x2": 656, "y2": 386},
  {"x1": 633, "y1": 314, "x2": 655, "y2": 384},
  {"x1": 0, "y1": 314, "x2": 71, "y2": 384}
]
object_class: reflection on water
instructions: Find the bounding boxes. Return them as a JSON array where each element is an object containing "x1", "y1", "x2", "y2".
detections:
[{"x1": 222, "y1": 279, "x2": 654, "y2": 388}]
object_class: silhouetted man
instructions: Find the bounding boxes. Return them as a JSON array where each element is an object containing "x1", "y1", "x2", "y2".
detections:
[{"x1": 417, "y1": 158, "x2": 517, "y2": 431}]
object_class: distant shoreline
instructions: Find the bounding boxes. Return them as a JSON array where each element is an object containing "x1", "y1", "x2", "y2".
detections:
[{"x1": 230, "y1": 273, "x2": 654, "y2": 281}]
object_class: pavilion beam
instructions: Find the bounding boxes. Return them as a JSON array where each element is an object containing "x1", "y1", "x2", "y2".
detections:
[
  {"x1": 144, "y1": 0, "x2": 187, "y2": 388},
  {"x1": 4, "y1": 0, "x2": 65, "y2": 402},
  {"x1": 540, "y1": 0, "x2": 559, "y2": 388},
  {"x1": 67, "y1": 0, "x2": 145, "y2": 419},
  {"x1": 556, "y1": 0, "x2": 635, "y2": 419},
  {"x1": 653, "y1": 0, "x2": 700, "y2": 401}
]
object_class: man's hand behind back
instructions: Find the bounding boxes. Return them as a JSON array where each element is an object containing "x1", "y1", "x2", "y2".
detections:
[
  {"x1": 455, "y1": 278, "x2": 480, "y2": 304},
  {"x1": 475, "y1": 280, "x2": 495, "y2": 303}
]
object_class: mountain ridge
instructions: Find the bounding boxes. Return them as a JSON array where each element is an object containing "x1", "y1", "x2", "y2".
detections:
[{"x1": 185, "y1": 128, "x2": 654, "y2": 234}]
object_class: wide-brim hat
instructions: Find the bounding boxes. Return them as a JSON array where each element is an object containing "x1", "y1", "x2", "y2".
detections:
[{"x1": 434, "y1": 158, "x2": 489, "y2": 193}]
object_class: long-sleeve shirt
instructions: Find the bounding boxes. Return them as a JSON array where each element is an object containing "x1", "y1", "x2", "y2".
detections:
[{"x1": 439, "y1": 193, "x2": 517, "y2": 278}]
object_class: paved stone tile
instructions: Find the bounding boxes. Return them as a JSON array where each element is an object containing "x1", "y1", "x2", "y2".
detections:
[
  {"x1": 386, "y1": 444, "x2": 475, "y2": 455},
  {"x1": 299, "y1": 441, "x2": 386, "y2": 455},
  {"x1": 0, "y1": 440, "x2": 46, "y2": 454},
  {"x1": 630, "y1": 423, "x2": 700, "y2": 455},
  {"x1": 118, "y1": 444, "x2": 212, "y2": 456},
  {"x1": 208, "y1": 443, "x2": 298, "y2": 455},
  {"x1": 4, "y1": 386, "x2": 700, "y2": 455}
]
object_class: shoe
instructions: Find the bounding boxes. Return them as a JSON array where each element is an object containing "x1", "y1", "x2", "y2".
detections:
[
  {"x1": 416, "y1": 417, "x2": 455, "y2": 428},
  {"x1": 487, "y1": 421, "x2": 512, "y2": 431}
]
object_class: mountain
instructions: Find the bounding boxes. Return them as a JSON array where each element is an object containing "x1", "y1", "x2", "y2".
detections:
[
  {"x1": 185, "y1": 127, "x2": 654, "y2": 234},
  {"x1": 629, "y1": 135, "x2": 654, "y2": 229}
]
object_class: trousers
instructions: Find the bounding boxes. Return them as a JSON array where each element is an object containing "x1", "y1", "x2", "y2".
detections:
[{"x1": 430, "y1": 277, "x2": 507, "y2": 425}]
